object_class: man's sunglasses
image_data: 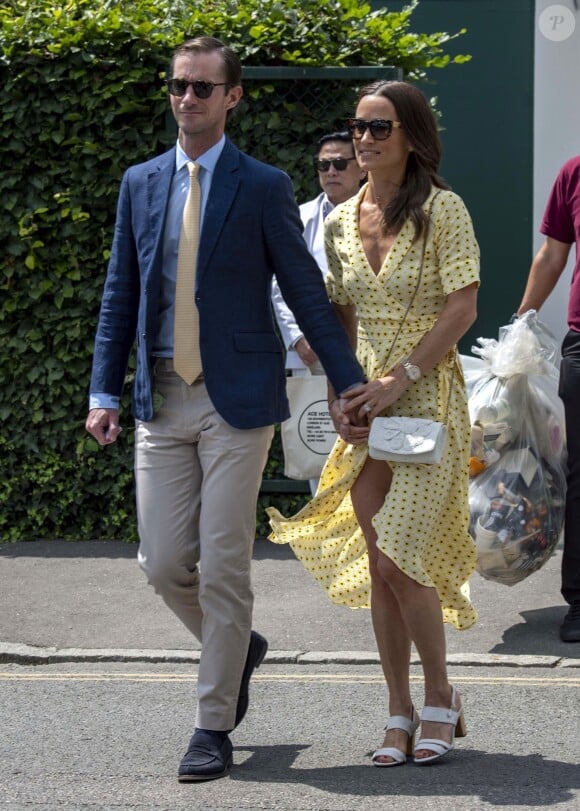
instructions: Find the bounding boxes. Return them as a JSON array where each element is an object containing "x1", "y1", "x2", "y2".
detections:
[
  {"x1": 346, "y1": 118, "x2": 402, "y2": 140},
  {"x1": 314, "y1": 157, "x2": 357, "y2": 172},
  {"x1": 166, "y1": 79, "x2": 230, "y2": 99}
]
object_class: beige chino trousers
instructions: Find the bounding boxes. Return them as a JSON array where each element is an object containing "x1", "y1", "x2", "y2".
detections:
[{"x1": 135, "y1": 361, "x2": 274, "y2": 730}]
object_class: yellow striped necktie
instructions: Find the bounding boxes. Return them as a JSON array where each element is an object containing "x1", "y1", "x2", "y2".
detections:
[{"x1": 173, "y1": 161, "x2": 202, "y2": 385}]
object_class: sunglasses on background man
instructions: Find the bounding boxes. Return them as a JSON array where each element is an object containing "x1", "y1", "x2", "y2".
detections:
[{"x1": 313, "y1": 157, "x2": 358, "y2": 172}]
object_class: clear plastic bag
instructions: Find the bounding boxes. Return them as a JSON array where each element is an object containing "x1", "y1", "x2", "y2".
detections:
[{"x1": 466, "y1": 311, "x2": 566, "y2": 586}]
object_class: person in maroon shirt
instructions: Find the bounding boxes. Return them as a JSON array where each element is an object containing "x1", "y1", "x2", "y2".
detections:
[{"x1": 516, "y1": 155, "x2": 580, "y2": 642}]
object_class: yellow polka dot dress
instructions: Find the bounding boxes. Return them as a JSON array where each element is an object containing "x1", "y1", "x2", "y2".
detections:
[{"x1": 268, "y1": 187, "x2": 480, "y2": 630}]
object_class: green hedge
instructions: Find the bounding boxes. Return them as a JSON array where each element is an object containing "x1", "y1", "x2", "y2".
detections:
[{"x1": 0, "y1": 0, "x2": 469, "y2": 541}]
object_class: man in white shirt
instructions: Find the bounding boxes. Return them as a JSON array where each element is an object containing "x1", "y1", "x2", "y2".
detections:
[
  {"x1": 271, "y1": 131, "x2": 366, "y2": 492},
  {"x1": 272, "y1": 130, "x2": 367, "y2": 372}
]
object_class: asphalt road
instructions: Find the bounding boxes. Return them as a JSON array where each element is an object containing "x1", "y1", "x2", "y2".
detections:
[
  {"x1": 0, "y1": 539, "x2": 579, "y2": 809},
  {"x1": 1, "y1": 662, "x2": 579, "y2": 810}
]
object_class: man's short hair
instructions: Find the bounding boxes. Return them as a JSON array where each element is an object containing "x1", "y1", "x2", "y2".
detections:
[
  {"x1": 170, "y1": 36, "x2": 242, "y2": 87},
  {"x1": 315, "y1": 131, "x2": 353, "y2": 158}
]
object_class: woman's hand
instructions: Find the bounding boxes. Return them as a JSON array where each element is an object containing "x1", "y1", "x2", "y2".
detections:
[
  {"x1": 341, "y1": 370, "x2": 409, "y2": 421},
  {"x1": 329, "y1": 398, "x2": 370, "y2": 445}
]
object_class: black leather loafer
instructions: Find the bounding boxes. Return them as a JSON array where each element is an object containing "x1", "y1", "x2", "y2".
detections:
[
  {"x1": 234, "y1": 630, "x2": 268, "y2": 728},
  {"x1": 177, "y1": 729, "x2": 233, "y2": 782}
]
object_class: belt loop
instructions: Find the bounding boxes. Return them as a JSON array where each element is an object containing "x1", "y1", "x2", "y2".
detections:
[{"x1": 153, "y1": 357, "x2": 174, "y2": 373}]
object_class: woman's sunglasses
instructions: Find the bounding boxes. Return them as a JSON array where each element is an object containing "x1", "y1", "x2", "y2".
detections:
[
  {"x1": 167, "y1": 79, "x2": 230, "y2": 99},
  {"x1": 313, "y1": 157, "x2": 357, "y2": 172},
  {"x1": 346, "y1": 118, "x2": 402, "y2": 140}
]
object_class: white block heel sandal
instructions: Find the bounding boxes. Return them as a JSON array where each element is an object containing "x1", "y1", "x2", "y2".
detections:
[
  {"x1": 372, "y1": 708, "x2": 420, "y2": 767},
  {"x1": 414, "y1": 686, "x2": 467, "y2": 765}
]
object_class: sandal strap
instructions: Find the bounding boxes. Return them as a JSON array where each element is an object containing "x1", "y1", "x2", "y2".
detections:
[
  {"x1": 372, "y1": 746, "x2": 406, "y2": 764},
  {"x1": 415, "y1": 737, "x2": 453, "y2": 756},
  {"x1": 421, "y1": 705, "x2": 460, "y2": 725},
  {"x1": 384, "y1": 714, "x2": 418, "y2": 735}
]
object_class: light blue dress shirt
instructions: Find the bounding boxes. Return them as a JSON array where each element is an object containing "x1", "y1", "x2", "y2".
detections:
[{"x1": 90, "y1": 137, "x2": 225, "y2": 410}]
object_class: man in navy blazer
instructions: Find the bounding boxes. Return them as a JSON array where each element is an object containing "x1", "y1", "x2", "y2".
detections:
[{"x1": 86, "y1": 36, "x2": 365, "y2": 782}]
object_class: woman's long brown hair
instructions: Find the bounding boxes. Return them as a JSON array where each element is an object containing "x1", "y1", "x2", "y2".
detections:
[{"x1": 356, "y1": 80, "x2": 449, "y2": 240}]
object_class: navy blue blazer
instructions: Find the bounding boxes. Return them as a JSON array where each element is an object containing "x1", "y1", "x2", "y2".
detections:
[{"x1": 90, "y1": 139, "x2": 364, "y2": 429}]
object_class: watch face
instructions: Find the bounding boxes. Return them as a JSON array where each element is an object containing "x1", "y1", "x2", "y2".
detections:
[{"x1": 404, "y1": 362, "x2": 421, "y2": 381}]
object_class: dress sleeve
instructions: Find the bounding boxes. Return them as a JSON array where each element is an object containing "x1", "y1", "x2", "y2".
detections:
[
  {"x1": 324, "y1": 210, "x2": 352, "y2": 305},
  {"x1": 432, "y1": 191, "x2": 480, "y2": 296}
]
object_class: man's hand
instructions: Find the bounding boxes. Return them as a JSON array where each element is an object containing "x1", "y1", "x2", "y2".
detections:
[
  {"x1": 294, "y1": 336, "x2": 319, "y2": 367},
  {"x1": 85, "y1": 408, "x2": 122, "y2": 446},
  {"x1": 329, "y1": 398, "x2": 370, "y2": 445}
]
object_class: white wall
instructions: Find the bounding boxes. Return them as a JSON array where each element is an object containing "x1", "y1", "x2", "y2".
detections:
[{"x1": 534, "y1": 0, "x2": 580, "y2": 343}]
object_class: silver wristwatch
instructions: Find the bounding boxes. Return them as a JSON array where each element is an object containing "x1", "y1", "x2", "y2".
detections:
[{"x1": 401, "y1": 360, "x2": 422, "y2": 382}]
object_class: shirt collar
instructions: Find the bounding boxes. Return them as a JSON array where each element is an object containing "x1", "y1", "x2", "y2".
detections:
[
  {"x1": 175, "y1": 135, "x2": 226, "y2": 176},
  {"x1": 321, "y1": 194, "x2": 334, "y2": 219}
]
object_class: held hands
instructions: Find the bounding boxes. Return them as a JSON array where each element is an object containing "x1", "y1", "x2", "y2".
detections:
[
  {"x1": 341, "y1": 369, "x2": 409, "y2": 424},
  {"x1": 85, "y1": 408, "x2": 123, "y2": 446},
  {"x1": 329, "y1": 397, "x2": 370, "y2": 445}
]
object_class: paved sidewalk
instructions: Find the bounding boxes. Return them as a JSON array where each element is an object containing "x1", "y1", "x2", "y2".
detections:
[{"x1": 0, "y1": 539, "x2": 578, "y2": 668}]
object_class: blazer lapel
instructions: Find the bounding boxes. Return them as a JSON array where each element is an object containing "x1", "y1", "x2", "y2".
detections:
[
  {"x1": 147, "y1": 148, "x2": 176, "y2": 243},
  {"x1": 197, "y1": 139, "x2": 240, "y2": 278}
]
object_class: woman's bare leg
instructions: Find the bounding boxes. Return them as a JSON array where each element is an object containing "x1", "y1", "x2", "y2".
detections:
[
  {"x1": 351, "y1": 457, "x2": 459, "y2": 761},
  {"x1": 374, "y1": 553, "x2": 458, "y2": 756},
  {"x1": 351, "y1": 458, "x2": 414, "y2": 762}
]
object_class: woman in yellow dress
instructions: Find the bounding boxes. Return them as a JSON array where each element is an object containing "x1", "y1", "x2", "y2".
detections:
[{"x1": 268, "y1": 81, "x2": 480, "y2": 766}]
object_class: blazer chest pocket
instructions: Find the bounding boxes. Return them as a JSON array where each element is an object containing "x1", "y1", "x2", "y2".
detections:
[{"x1": 234, "y1": 332, "x2": 282, "y2": 353}]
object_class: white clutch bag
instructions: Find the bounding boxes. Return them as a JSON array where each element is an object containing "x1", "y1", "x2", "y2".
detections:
[{"x1": 368, "y1": 416, "x2": 447, "y2": 465}]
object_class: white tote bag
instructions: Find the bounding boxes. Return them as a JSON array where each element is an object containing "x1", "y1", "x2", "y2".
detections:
[{"x1": 281, "y1": 375, "x2": 337, "y2": 480}]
